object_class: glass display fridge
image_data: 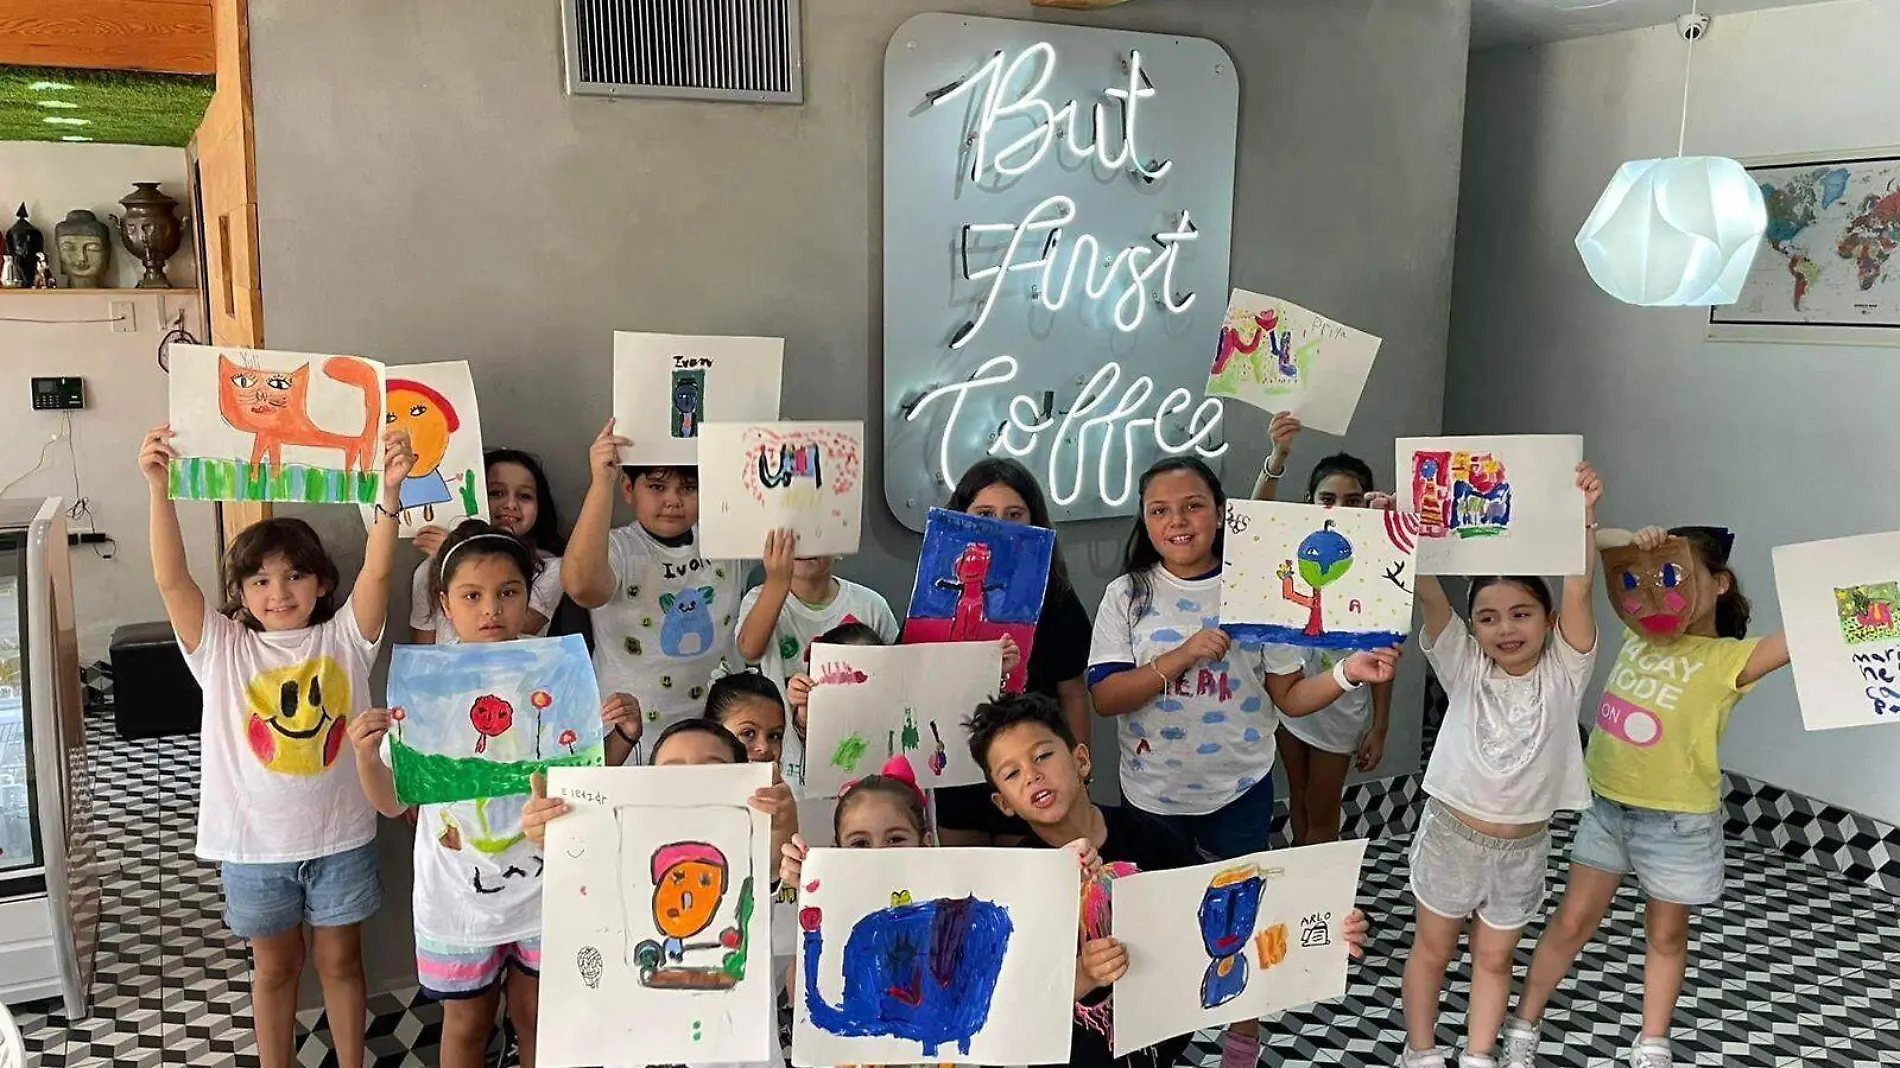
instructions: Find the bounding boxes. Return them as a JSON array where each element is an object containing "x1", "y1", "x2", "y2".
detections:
[{"x1": 0, "y1": 498, "x2": 95, "y2": 1018}]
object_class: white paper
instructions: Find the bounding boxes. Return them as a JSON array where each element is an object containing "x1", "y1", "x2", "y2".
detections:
[
  {"x1": 1773, "y1": 531, "x2": 1900, "y2": 732},
  {"x1": 611, "y1": 332, "x2": 784, "y2": 466},
  {"x1": 697, "y1": 421, "x2": 866, "y2": 560},
  {"x1": 358, "y1": 361, "x2": 488, "y2": 537},
  {"x1": 1205, "y1": 290, "x2": 1381, "y2": 436},
  {"x1": 792, "y1": 847, "x2": 1078, "y2": 1067},
  {"x1": 801, "y1": 641, "x2": 1002, "y2": 799},
  {"x1": 166, "y1": 343, "x2": 386, "y2": 504},
  {"x1": 1111, "y1": 839, "x2": 1367, "y2": 1056},
  {"x1": 1393, "y1": 435, "x2": 1586, "y2": 576},
  {"x1": 539, "y1": 763, "x2": 775, "y2": 1068},
  {"x1": 1220, "y1": 500, "x2": 1415, "y2": 652}
]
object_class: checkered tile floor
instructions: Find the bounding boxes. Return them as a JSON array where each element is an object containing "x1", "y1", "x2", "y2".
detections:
[{"x1": 12, "y1": 717, "x2": 1898, "y2": 1067}]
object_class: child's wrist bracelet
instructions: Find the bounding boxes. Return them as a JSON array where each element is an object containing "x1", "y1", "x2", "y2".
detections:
[
  {"x1": 1332, "y1": 657, "x2": 1363, "y2": 692},
  {"x1": 1149, "y1": 661, "x2": 1171, "y2": 691}
]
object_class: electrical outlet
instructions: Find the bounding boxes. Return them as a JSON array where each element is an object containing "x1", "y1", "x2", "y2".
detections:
[{"x1": 110, "y1": 301, "x2": 134, "y2": 333}]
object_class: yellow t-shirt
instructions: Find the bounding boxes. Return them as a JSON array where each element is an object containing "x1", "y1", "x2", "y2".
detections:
[{"x1": 1584, "y1": 628, "x2": 1761, "y2": 814}]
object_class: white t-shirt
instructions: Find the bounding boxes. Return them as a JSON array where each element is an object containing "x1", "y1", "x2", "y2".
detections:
[
  {"x1": 1089, "y1": 568, "x2": 1302, "y2": 817},
  {"x1": 1420, "y1": 617, "x2": 1596, "y2": 825},
  {"x1": 735, "y1": 577, "x2": 899, "y2": 789},
  {"x1": 408, "y1": 551, "x2": 564, "y2": 644},
  {"x1": 590, "y1": 524, "x2": 743, "y2": 734},
  {"x1": 180, "y1": 600, "x2": 380, "y2": 863},
  {"x1": 1282, "y1": 649, "x2": 1375, "y2": 755}
]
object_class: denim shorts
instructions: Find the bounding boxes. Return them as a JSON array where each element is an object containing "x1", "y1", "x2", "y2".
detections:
[
  {"x1": 220, "y1": 840, "x2": 381, "y2": 940},
  {"x1": 1138, "y1": 773, "x2": 1276, "y2": 862},
  {"x1": 1570, "y1": 796, "x2": 1725, "y2": 905},
  {"x1": 1408, "y1": 800, "x2": 1551, "y2": 931}
]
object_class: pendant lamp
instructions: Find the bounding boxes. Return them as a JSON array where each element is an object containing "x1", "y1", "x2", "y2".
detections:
[{"x1": 1574, "y1": 3, "x2": 1766, "y2": 307}]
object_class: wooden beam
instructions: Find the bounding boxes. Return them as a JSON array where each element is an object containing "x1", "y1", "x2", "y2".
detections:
[
  {"x1": 1032, "y1": 0, "x2": 1140, "y2": 8},
  {"x1": 0, "y1": 0, "x2": 214, "y2": 76}
]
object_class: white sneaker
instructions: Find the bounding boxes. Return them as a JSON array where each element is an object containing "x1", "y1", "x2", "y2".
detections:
[
  {"x1": 1399, "y1": 1048, "x2": 1447, "y2": 1068},
  {"x1": 1627, "y1": 1038, "x2": 1674, "y2": 1068},
  {"x1": 1459, "y1": 1054, "x2": 1498, "y2": 1068},
  {"x1": 1499, "y1": 1019, "x2": 1539, "y2": 1068}
]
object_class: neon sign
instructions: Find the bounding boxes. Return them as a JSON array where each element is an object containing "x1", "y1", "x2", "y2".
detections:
[{"x1": 883, "y1": 16, "x2": 1239, "y2": 529}]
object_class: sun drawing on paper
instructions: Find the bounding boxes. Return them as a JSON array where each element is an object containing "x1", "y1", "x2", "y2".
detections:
[
  {"x1": 1412, "y1": 450, "x2": 1510, "y2": 540},
  {"x1": 1835, "y1": 581, "x2": 1900, "y2": 646}
]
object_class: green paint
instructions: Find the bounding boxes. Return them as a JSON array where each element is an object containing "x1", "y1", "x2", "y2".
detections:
[
  {"x1": 458, "y1": 469, "x2": 480, "y2": 516},
  {"x1": 719, "y1": 875, "x2": 755, "y2": 982},
  {"x1": 830, "y1": 733, "x2": 869, "y2": 772},
  {"x1": 901, "y1": 709, "x2": 920, "y2": 752},
  {"x1": 0, "y1": 66, "x2": 212, "y2": 148},
  {"x1": 469, "y1": 797, "x2": 527, "y2": 855},
  {"x1": 389, "y1": 736, "x2": 606, "y2": 807},
  {"x1": 167, "y1": 457, "x2": 380, "y2": 504}
]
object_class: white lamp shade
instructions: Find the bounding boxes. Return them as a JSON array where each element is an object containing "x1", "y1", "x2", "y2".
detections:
[{"x1": 1574, "y1": 156, "x2": 1768, "y2": 306}]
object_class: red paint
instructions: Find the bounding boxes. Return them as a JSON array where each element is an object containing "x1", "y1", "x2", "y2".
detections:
[
  {"x1": 469, "y1": 694, "x2": 515, "y2": 754},
  {"x1": 800, "y1": 906, "x2": 823, "y2": 932},
  {"x1": 322, "y1": 718, "x2": 346, "y2": 767},
  {"x1": 246, "y1": 715, "x2": 275, "y2": 764}
]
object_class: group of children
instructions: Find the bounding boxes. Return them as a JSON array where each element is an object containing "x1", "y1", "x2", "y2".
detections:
[{"x1": 139, "y1": 400, "x2": 1788, "y2": 1068}]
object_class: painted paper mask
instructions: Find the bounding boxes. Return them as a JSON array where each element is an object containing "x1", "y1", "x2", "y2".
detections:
[{"x1": 1601, "y1": 538, "x2": 1702, "y2": 639}]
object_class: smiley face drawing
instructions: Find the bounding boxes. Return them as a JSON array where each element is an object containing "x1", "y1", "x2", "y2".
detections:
[{"x1": 243, "y1": 657, "x2": 350, "y2": 776}]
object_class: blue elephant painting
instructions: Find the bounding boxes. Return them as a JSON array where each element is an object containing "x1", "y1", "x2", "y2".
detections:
[
  {"x1": 800, "y1": 895, "x2": 1012, "y2": 1056},
  {"x1": 659, "y1": 585, "x2": 717, "y2": 657}
]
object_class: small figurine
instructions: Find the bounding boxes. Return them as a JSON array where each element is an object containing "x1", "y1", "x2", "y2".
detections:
[
  {"x1": 32, "y1": 252, "x2": 56, "y2": 289},
  {"x1": 0, "y1": 255, "x2": 21, "y2": 289}
]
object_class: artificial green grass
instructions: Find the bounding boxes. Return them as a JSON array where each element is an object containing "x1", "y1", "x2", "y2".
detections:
[
  {"x1": 390, "y1": 736, "x2": 607, "y2": 808},
  {"x1": 0, "y1": 66, "x2": 213, "y2": 148}
]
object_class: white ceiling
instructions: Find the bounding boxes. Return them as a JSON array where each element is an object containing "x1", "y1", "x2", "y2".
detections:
[{"x1": 1470, "y1": 0, "x2": 1846, "y2": 47}]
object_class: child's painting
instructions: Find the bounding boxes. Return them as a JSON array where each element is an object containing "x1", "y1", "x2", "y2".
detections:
[
  {"x1": 792, "y1": 847, "x2": 1078, "y2": 1067},
  {"x1": 901, "y1": 508, "x2": 1055, "y2": 694},
  {"x1": 1110, "y1": 839, "x2": 1368, "y2": 1057},
  {"x1": 357, "y1": 361, "x2": 488, "y2": 537},
  {"x1": 800, "y1": 641, "x2": 1003, "y2": 799},
  {"x1": 1205, "y1": 290, "x2": 1381, "y2": 436},
  {"x1": 1219, "y1": 500, "x2": 1414, "y2": 652},
  {"x1": 1773, "y1": 531, "x2": 1900, "y2": 731},
  {"x1": 386, "y1": 635, "x2": 604, "y2": 806},
  {"x1": 540, "y1": 763, "x2": 774, "y2": 1067},
  {"x1": 1393, "y1": 435, "x2": 1587, "y2": 576},
  {"x1": 697, "y1": 421, "x2": 866, "y2": 560},
  {"x1": 612, "y1": 332, "x2": 784, "y2": 466},
  {"x1": 166, "y1": 343, "x2": 386, "y2": 504}
]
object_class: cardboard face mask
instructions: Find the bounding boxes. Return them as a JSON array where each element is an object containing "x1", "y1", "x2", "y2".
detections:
[{"x1": 1602, "y1": 537, "x2": 1703, "y2": 639}]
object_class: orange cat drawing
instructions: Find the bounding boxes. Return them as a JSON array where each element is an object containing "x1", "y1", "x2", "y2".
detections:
[{"x1": 218, "y1": 353, "x2": 380, "y2": 473}]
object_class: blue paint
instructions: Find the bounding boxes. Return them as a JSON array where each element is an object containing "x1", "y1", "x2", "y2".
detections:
[
  {"x1": 1236, "y1": 775, "x2": 1258, "y2": 791},
  {"x1": 1239, "y1": 696, "x2": 1263, "y2": 713},
  {"x1": 801, "y1": 895, "x2": 1012, "y2": 1056},
  {"x1": 387, "y1": 634, "x2": 601, "y2": 781},
  {"x1": 1176, "y1": 599, "x2": 1200, "y2": 612},
  {"x1": 1201, "y1": 711, "x2": 1228, "y2": 724},
  {"x1": 1130, "y1": 758, "x2": 1146, "y2": 772},
  {"x1": 1126, "y1": 719, "x2": 1148, "y2": 738},
  {"x1": 1198, "y1": 866, "x2": 1266, "y2": 1009},
  {"x1": 659, "y1": 586, "x2": 718, "y2": 657},
  {"x1": 1159, "y1": 725, "x2": 1188, "y2": 741},
  {"x1": 1242, "y1": 728, "x2": 1262, "y2": 744},
  {"x1": 1196, "y1": 742, "x2": 1222, "y2": 755},
  {"x1": 1221, "y1": 622, "x2": 1407, "y2": 652},
  {"x1": 904, "y1": 509, "x2": 1054, "y2": 626},
  {"x1": 1201, "y1": 617, "x2": 1222, "y2": 631},
  {"x1": 1165, "y1": 759, "x2": 1184, "y2": 769},
  {"x1": 1155, "y1": 699, "x2": 1184, "y2": 713},
  {"x1": 1149, "y1": 628, "x2": 1185, "y2": 643}
]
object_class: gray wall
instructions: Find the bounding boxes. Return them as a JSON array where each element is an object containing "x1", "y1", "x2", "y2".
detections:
[
  {"x1": 248, "y1": 0, "x2": 1470, "y2": 995},
  {"x1": 1448, "y1": 3, "x2": 1900, "y2": 827}
]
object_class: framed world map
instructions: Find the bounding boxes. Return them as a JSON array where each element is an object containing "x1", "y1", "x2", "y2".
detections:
[{"x1": 1710, "y1": 151, "x2": 1900, "y2": 342}]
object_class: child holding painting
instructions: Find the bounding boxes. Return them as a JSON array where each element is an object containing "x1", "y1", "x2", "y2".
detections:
[
  {"x1": 1498, "y1": 526, "x2": 1789, "y2": 1068},
  {"x1": 563, "y1": 419, "x2": 745, "y2": 750},
  {"x1": 1251, "y1": 414, "x2": 1396, "y2": 845},
  {"x1": 1379, "y1": 464, "x2": 1602, "y2": 1068},
  {"x1": 410, "y1": 448, "x2": 568, "y2": 643},
  {"x1": 348, "y1": 521, "x2": 640, "y2": 1068},
  {"x1": 966, "y1": 692, "x2": 1370, "y2": 1068},
  {"x1": 138, "y1": 424, "x2": 414, "y2": 1068}
]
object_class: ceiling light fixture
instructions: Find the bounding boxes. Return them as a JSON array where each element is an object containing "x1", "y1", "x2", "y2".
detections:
[{"x1": 1573, "y1": 0, "x2": 1766, "y2": 307}]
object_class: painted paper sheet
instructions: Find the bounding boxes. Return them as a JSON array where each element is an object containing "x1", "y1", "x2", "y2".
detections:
[
  {"x1": 356, "y1": 361, "x2": 489, "y2": 537},
  {"x1": 698, "y1": 421, "x2": 866, "y2": 560},
  {"x1": 386, "y1": 635, "x2": 604, "y2": 806},
  {"x1": 1393, "y1": 435, "x2": 1586, "y2": 577},
  {"x1": 792, "y1": 847, "x2": 1078, "y2": 1067},
  {"x1": 541, "y1": 763, "x2": 774, "y2": 1067},
  {"x1": 166, "y1": 343, "x2": 386, "y2": 504},
  {"x1": 1773, "y1": 531, "x2": 1900, "y2": 732},
  {"x1": 901, "y1": 508, "x2": 1055, "y2": 694},
  {"x1": 1111, "y1": 839, "x2": 1368, "y2": 1056},
  {"x1": 801, "y1": 641, "x2": 1002, "y2": 799},
  {"x1": 1206, "y1": 290, "x2": 1381, "y2": 435},
  {"x1": 1219, "y1": 500, "x2": 1414, "y2": 651},
  {"x1": 612, "y1": 332, "x2": 784, "y2": 466}
]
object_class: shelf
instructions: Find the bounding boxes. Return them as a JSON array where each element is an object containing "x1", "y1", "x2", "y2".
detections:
[{"x1": 0, "y1": 288, "x2": 198, "y2": 296}]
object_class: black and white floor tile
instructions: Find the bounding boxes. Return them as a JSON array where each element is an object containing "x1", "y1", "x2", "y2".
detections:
[{"x1": 10, "y1": 716, "x2": 1897, "y2": 1067}]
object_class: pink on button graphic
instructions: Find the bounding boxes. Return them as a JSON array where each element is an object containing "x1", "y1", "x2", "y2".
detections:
[{"x1": 1597, "y1": 693, "x2": 1662, "y2": 748}]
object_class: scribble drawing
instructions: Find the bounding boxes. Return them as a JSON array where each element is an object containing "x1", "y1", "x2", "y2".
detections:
[
  {"x1": 927, "y1": 721, "x2": 948, "y2": 777},
  {"x1": 1277, "y1": 520, "x2": 1356, "y2": 639},
  {"x1": 671, "y1": 368, "x2": 706, "y2": 439},
  {"x1": 1837, "y1": 581, "x2": 1900, "y2": 646},
  {"x1": 633, "y1": 839, "x2": 754, "y2": 990},
  {"x1": 817, "y1": 662, "x2": 870, "y2": 686},
  {"x1": 800, "y1": 894, "x2": 1013, "y2": 1056},
  {"x1": 1075, "y1": 861, "x2": 1138, "y2": 1041},
  {"x1": 385, "y1": 377, "x2": 461, "y2": 519},
  {"x1": 1209, "y1": 304, "x2": 1313, "y2": 397},
  {"x1": 1197, "y1": 863, "x2": 1284, "y2": 1011},
  {"x1": 831, "y1": 733, "x2": 870, "y2": 772},
  {"x1": 739, "y1": 427, "x2": 862, "y2": 504},
  {"x1": 1413, "y1": 451, "x2": 1510, "y2": 540},
  {"x1": 577, "y1": 945, "x2": 604, "y2": 989}
]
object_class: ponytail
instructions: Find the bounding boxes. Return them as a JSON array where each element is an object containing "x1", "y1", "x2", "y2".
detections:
[{"x1": 1671, "y1": 526, "x2": 1751, "y2": 639}]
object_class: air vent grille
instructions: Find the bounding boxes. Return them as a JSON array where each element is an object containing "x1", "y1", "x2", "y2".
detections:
[{"x1": 562, "y1": 0, "x2": 803, "y2": 104}]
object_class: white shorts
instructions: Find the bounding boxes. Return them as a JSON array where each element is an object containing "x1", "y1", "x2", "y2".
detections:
[{"x1": 1408, "y1": 800, "x2": 1551, "y2": 930}]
